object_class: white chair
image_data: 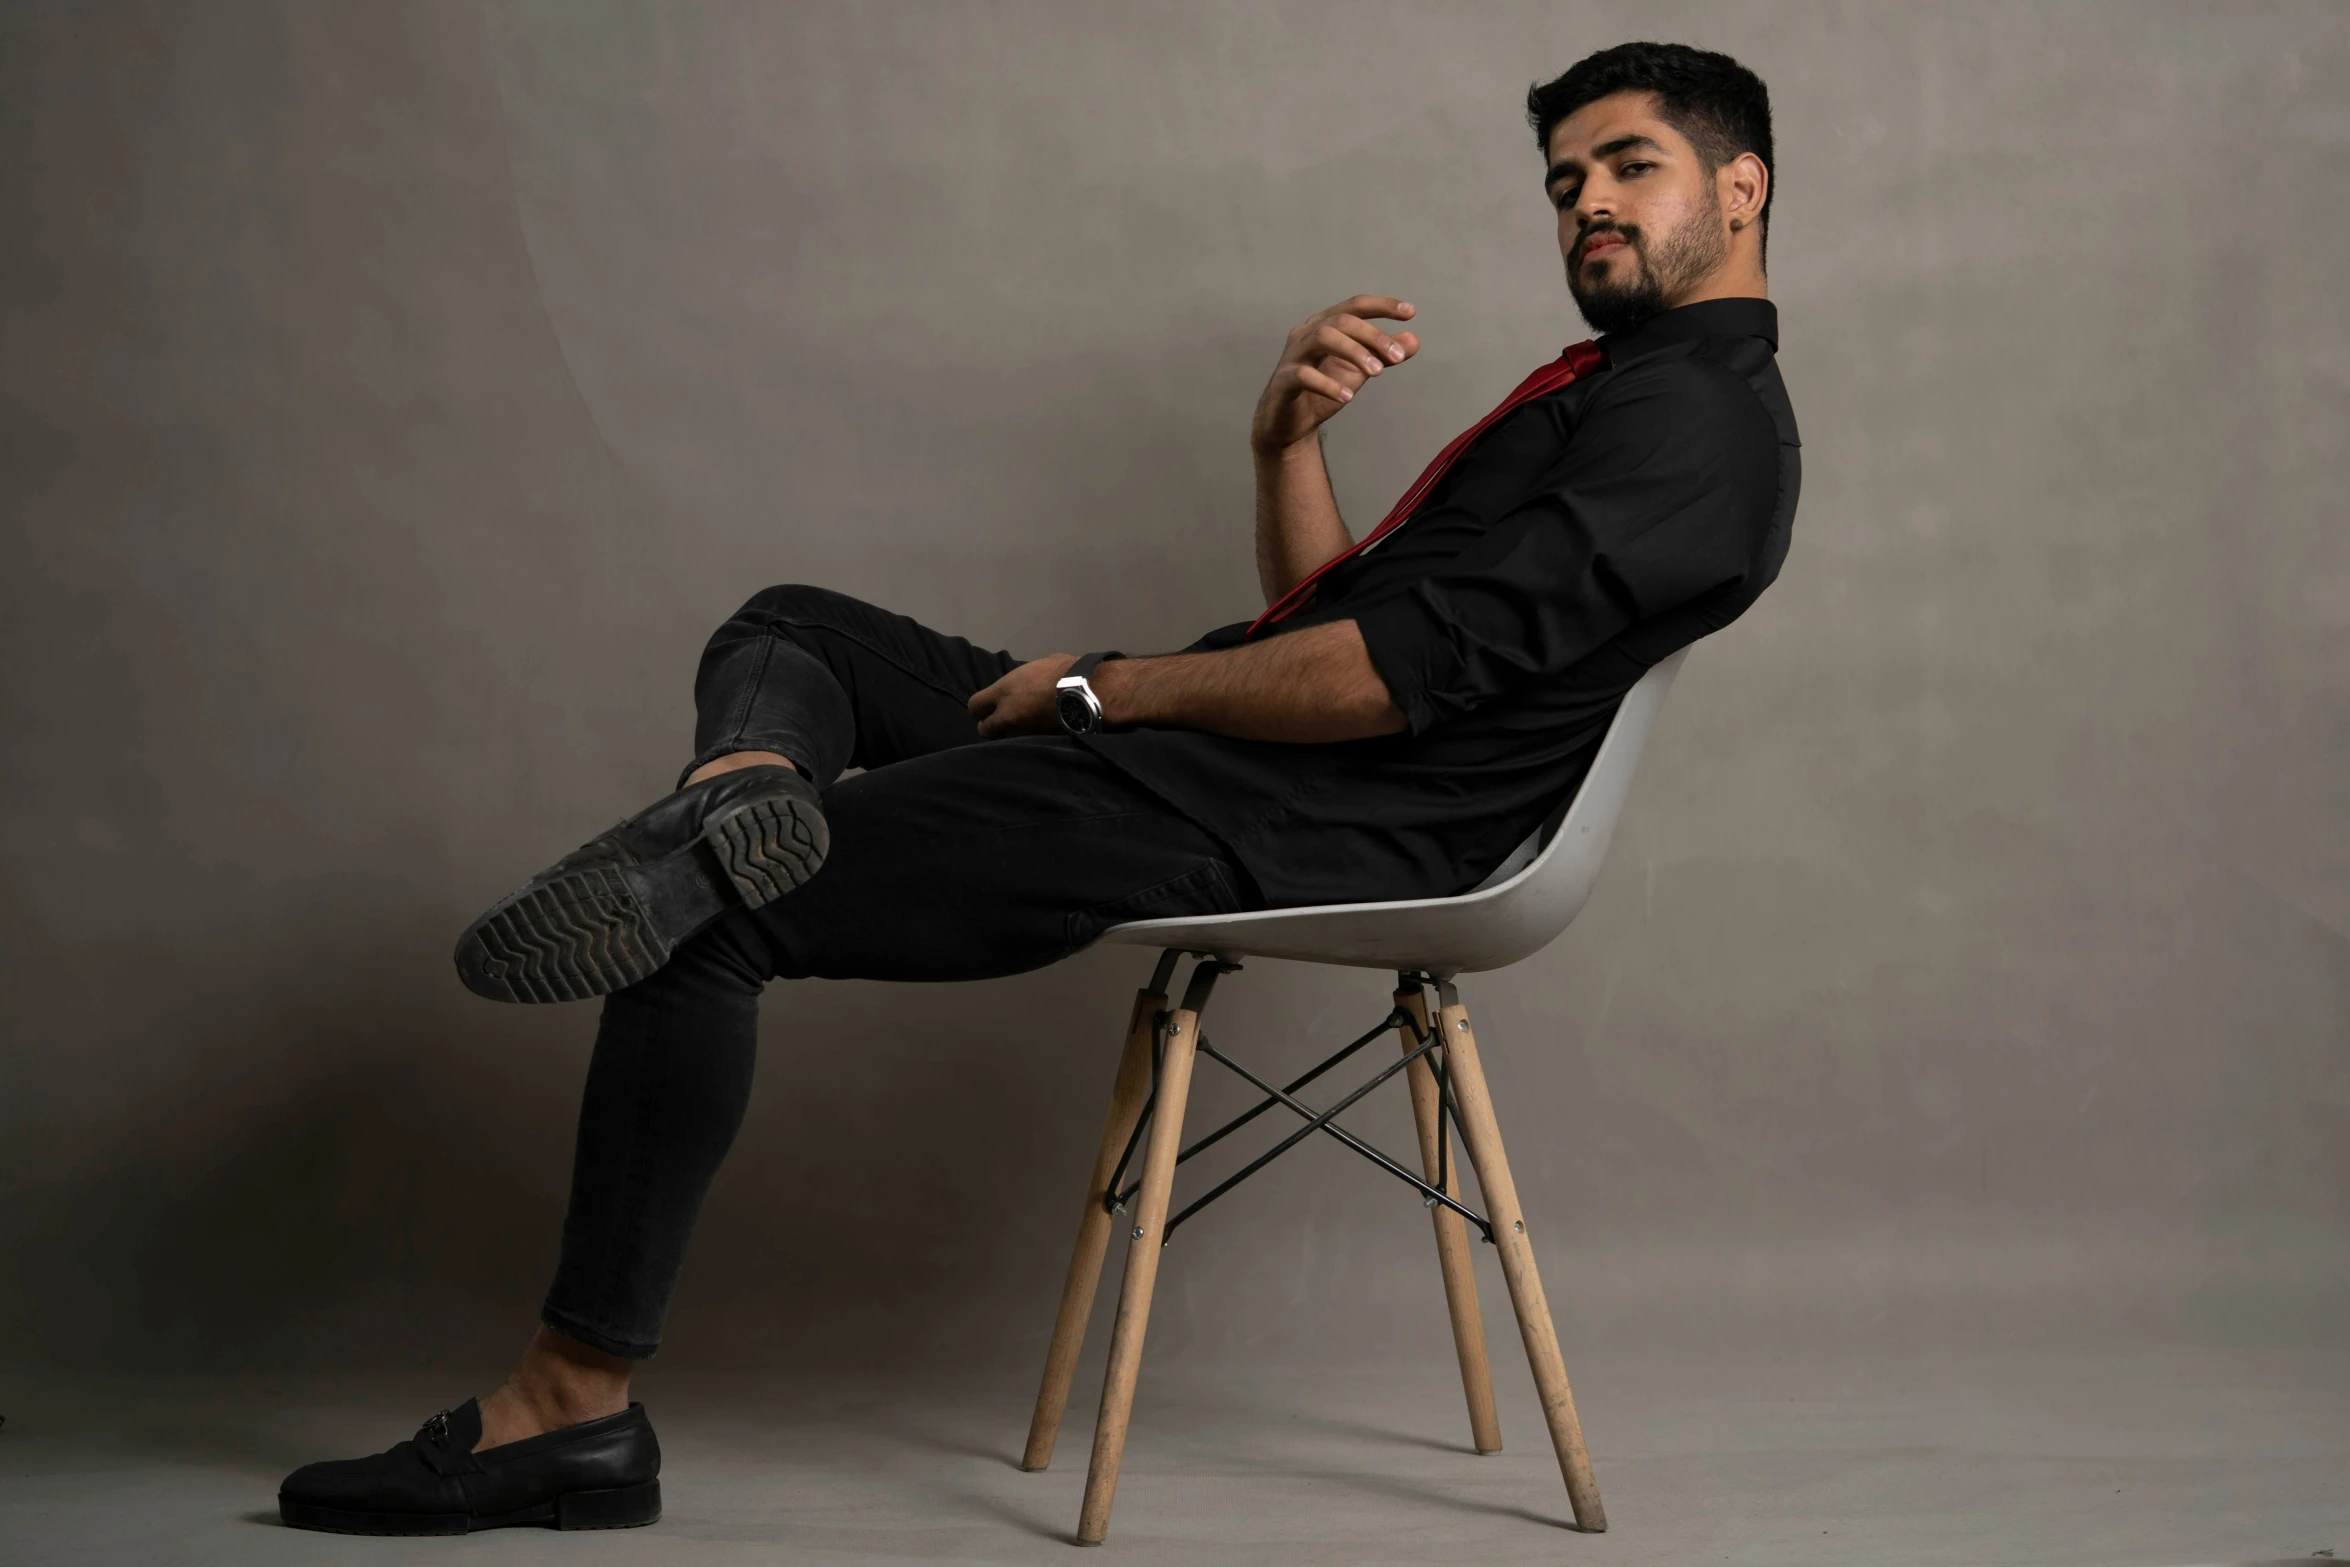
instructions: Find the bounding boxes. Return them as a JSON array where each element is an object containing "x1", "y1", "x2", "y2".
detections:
[{"x1": 1017, "y1": 647, "x2": 1691, "y2": 1544}]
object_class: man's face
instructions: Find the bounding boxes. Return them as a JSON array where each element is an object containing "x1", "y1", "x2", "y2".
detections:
[{"x1": 1544, "y1": 91, "x2": 1728, "y2": 335}]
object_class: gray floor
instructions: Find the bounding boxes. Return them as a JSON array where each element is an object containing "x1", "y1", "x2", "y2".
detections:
[{"x1": 2, "y1": 1347, "x2": 2343, "y2": 1566}]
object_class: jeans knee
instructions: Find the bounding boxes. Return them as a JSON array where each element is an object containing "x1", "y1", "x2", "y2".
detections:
[{"x1": 733, "y1": 582, "x2": 852, "y2": 627}]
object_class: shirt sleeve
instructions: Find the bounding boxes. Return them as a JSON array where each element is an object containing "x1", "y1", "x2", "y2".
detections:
[{"x1": 1353, "y1": 355, "x2": 1779, "y2": 735}]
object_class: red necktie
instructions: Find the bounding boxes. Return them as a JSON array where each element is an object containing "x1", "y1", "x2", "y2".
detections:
[{"x1": 1245, "y1": 338, "x2": 1607, "y2": 638}]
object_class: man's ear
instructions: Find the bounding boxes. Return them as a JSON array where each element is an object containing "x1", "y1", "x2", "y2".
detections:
[{"x1": 1721, "y1": 151, "x2": 1768, "y2": 231}]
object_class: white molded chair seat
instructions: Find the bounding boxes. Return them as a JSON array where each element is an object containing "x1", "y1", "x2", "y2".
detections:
[{"x1": 1102, "y1": 645, "x2": 1690, "y2": 976}]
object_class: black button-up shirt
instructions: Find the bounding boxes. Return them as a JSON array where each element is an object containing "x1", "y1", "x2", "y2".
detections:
[{"x1": 1089, "y1": 297, "x2": 1800, "y2": 907}]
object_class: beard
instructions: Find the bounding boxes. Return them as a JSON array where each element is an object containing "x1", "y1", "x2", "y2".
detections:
[{"x1": 1566, "y1": 189, "x2": 1728, "y2": 336}]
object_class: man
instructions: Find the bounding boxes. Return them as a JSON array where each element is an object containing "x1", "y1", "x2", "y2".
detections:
[{"x1": 277, "y1": 40, "x2": 1797, "y2": 1535}]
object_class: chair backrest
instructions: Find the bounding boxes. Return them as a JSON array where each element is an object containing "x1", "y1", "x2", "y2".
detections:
[{"x1": 1100, "y1": 646, "x2": 1691, "y2": 975}]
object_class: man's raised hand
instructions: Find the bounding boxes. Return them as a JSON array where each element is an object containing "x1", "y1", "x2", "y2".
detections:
[{"x1": 1249, "y1": 296, "x2": 1420, "y2": 457}]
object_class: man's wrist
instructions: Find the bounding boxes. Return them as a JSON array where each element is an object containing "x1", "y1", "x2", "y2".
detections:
[
  {"x1": 1251, "y1": 432, "x2": 1324, "y2": 466},
  {"x1": 1089, "y1": 652, "x2": 1199, "y2": 732},
  {"x1": 1091, "y1": 653, "x2": 1182, "y2": 731},
  {"x1": 1087, "y1": 654, "x2": 1137, "y2": 727}
]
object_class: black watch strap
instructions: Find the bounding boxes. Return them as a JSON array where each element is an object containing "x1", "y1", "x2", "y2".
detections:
[{"x1": 1068, "y1": 651, "x2": 1124, "y2": 681}]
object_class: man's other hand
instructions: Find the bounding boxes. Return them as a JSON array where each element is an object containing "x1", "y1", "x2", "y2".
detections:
[
  {"x1": 1249, "y1": 295, "x2": 1421, "y2": 457},
  {"x1": 970, "y1": 654, "x2": 1079, "y2": 738}
]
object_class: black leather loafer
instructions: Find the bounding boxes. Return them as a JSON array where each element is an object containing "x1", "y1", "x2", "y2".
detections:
[
  {"x1": 455, "y1": 763, "x2": 827, "y2": 1003},
  {"x1": 277, "y1": 1398, "x2": 660, "y2": 1536}
]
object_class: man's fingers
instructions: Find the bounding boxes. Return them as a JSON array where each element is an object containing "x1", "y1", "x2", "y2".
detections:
[
  {"x1": 969, "y1": 654, "x2": 1077, "y2": 739},
  {"x1": 1279, "y1": 298, "x2": 1415, "y2": 377},
  {"x1": 1328, "y1": 314, "x2": 1417, "y2": 367},
  {"x1": 1331, "y1": 294, "x2": 1415, "y2": 324},
  {"x1": 1313, "y1": 353, "x2": 1369, "y2": 393},
  {"x1": 1293, "y1": 363, "x2": 1355, "y2": 405},
  {"x1": 1311, "y1": 341, "x2": 1375, "y2": 388},
  {"x1": 1313, "y1": 322, "x2": 1387, "y2": 376},
  {"x1": 1293, "y1": 309, "x2": 1419, "y2": 372}
]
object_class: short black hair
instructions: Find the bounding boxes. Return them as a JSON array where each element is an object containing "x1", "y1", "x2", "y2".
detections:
[{"x1": 1526, "y1": 42, "x2": 1775, "y2": 237}]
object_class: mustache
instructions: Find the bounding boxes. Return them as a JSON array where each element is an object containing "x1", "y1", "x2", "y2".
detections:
[{"x1": 1572, "y1": 221, "x2": 1642, "y2": 266}]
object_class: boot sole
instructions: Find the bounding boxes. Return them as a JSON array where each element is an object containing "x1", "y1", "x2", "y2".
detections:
[
  {"x1": 279, "y1": 1478, "x2": 661, "y2": 1535},
  {"x1": 704, "y1": 784, "x2": 827, "y2": 906},
  {"x1": 458, "y1": 792, "x2": 828, "y2": 1004}
]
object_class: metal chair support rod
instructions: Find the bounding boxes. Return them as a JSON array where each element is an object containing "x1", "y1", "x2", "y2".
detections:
[
  {"x1": 1109, "y1": 1004, "x2": 1416, "y2": 1213},
  {"x1": 1177, "y1": 1035, "x2": 1492, "y2": 1237},
  {"x1": 1169, "y1": 1007, "x2": 1414, "y2": 1168},
  {"x1": 1160, "y1": 1032, "x2": 1491, "y2": 1242}
]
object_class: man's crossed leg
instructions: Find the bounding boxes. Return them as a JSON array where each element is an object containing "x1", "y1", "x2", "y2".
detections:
[{"x1": 274, "y1": 586, "x2": 1254, "y2": 1535}]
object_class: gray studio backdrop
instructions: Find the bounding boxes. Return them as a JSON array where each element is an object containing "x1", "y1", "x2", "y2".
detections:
[{"x1": 2, "y1": 1, "x2": 2343, "y2": 1383}]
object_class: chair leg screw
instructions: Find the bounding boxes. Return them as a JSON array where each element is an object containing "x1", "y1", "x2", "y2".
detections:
[{"x1": 1131, "y1": 1226, "x2": 1144, "y2": 1239}]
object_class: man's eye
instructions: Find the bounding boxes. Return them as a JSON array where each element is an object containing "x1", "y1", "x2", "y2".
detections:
[
  {"x1": 1553, "y1": 187, "x2": 1580, "y2": 209},
  {"x1": 1620, "y1": 161, "x2": 1654, "y2": 176}
]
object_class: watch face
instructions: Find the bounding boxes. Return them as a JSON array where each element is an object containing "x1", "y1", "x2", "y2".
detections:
[{"x1": 1056, "y1": 684, "x2": 1097, "y2": 734}]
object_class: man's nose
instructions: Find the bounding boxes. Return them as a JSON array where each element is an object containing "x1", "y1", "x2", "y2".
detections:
[{"x1": 1574, "y1": 174, "x2": 1617, "y2": 228}]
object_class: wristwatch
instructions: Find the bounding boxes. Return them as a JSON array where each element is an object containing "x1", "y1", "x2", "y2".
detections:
[{"x1": 1054, "y1": 652, "x2": 1125, "y2": 736}]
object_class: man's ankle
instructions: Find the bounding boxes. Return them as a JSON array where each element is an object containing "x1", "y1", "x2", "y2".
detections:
[
  {"x1": 476, "y1": 1327, "x2": 633, "y2": 1451},
  {"x1": 478, "y1": 1381, "x2": 623, "y2": 1450},
  {"x1": 684, "y1": 749, "x2": 800, "y2": 787}
]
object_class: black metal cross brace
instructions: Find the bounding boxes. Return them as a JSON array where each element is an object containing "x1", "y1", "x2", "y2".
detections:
[{"x1": 1100, "y1": 963, "x2": 1495, "y2": 1247}]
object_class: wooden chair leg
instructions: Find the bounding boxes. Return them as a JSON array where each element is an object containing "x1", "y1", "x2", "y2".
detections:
[
  {"x1": 1021, "y1": 984, "x2": 1167, "y2": 1472},
  {"x1": 1435, "y1": 979, "x2": 1607, "y2": 1533},
  {"x1": 1076, "y1": 995, "x2": 1205, "y2": 1545},
  {"x1": 1396, "y1": 984, "x2": 1503, "y2": 1455}
]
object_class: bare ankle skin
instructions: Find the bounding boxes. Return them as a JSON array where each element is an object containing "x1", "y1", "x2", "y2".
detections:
[
  {"x1": 683, "y1": 749, "x2": 799, "y2": 787},
  {"x1": 475, "y1": 1326, "x2": 635, "y2": 1451}
]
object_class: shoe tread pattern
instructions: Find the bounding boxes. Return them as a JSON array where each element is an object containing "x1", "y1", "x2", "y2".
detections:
[
  {"x1": 470, "y1": 866, "x2": 666, "y2": 1004},
  {"x1": 706, "y1": 793, "x2": 828, "y2": 907}
]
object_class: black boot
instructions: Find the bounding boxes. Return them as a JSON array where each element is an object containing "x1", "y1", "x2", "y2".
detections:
[
  {"x1": 277, "y1": 1399, "x2": 660, "y2": 1535},
  {"x1": 455, "y1": 764, "x2": 826, "y2": 1003}
]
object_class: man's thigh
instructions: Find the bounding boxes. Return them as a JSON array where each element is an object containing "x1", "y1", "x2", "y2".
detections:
[{"x1": 742, "y1": 735, "x2": 1256, "y2": 984}]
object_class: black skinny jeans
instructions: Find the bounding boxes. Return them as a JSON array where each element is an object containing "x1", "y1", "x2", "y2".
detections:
[{"x1": 539, "y1": 585, "x2": 1257, "y2": 1360}]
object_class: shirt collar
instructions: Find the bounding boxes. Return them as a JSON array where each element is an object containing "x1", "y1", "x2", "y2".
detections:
[{"x1": 1600, "y1": 297, "x2": 1778, "y2": 363}]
